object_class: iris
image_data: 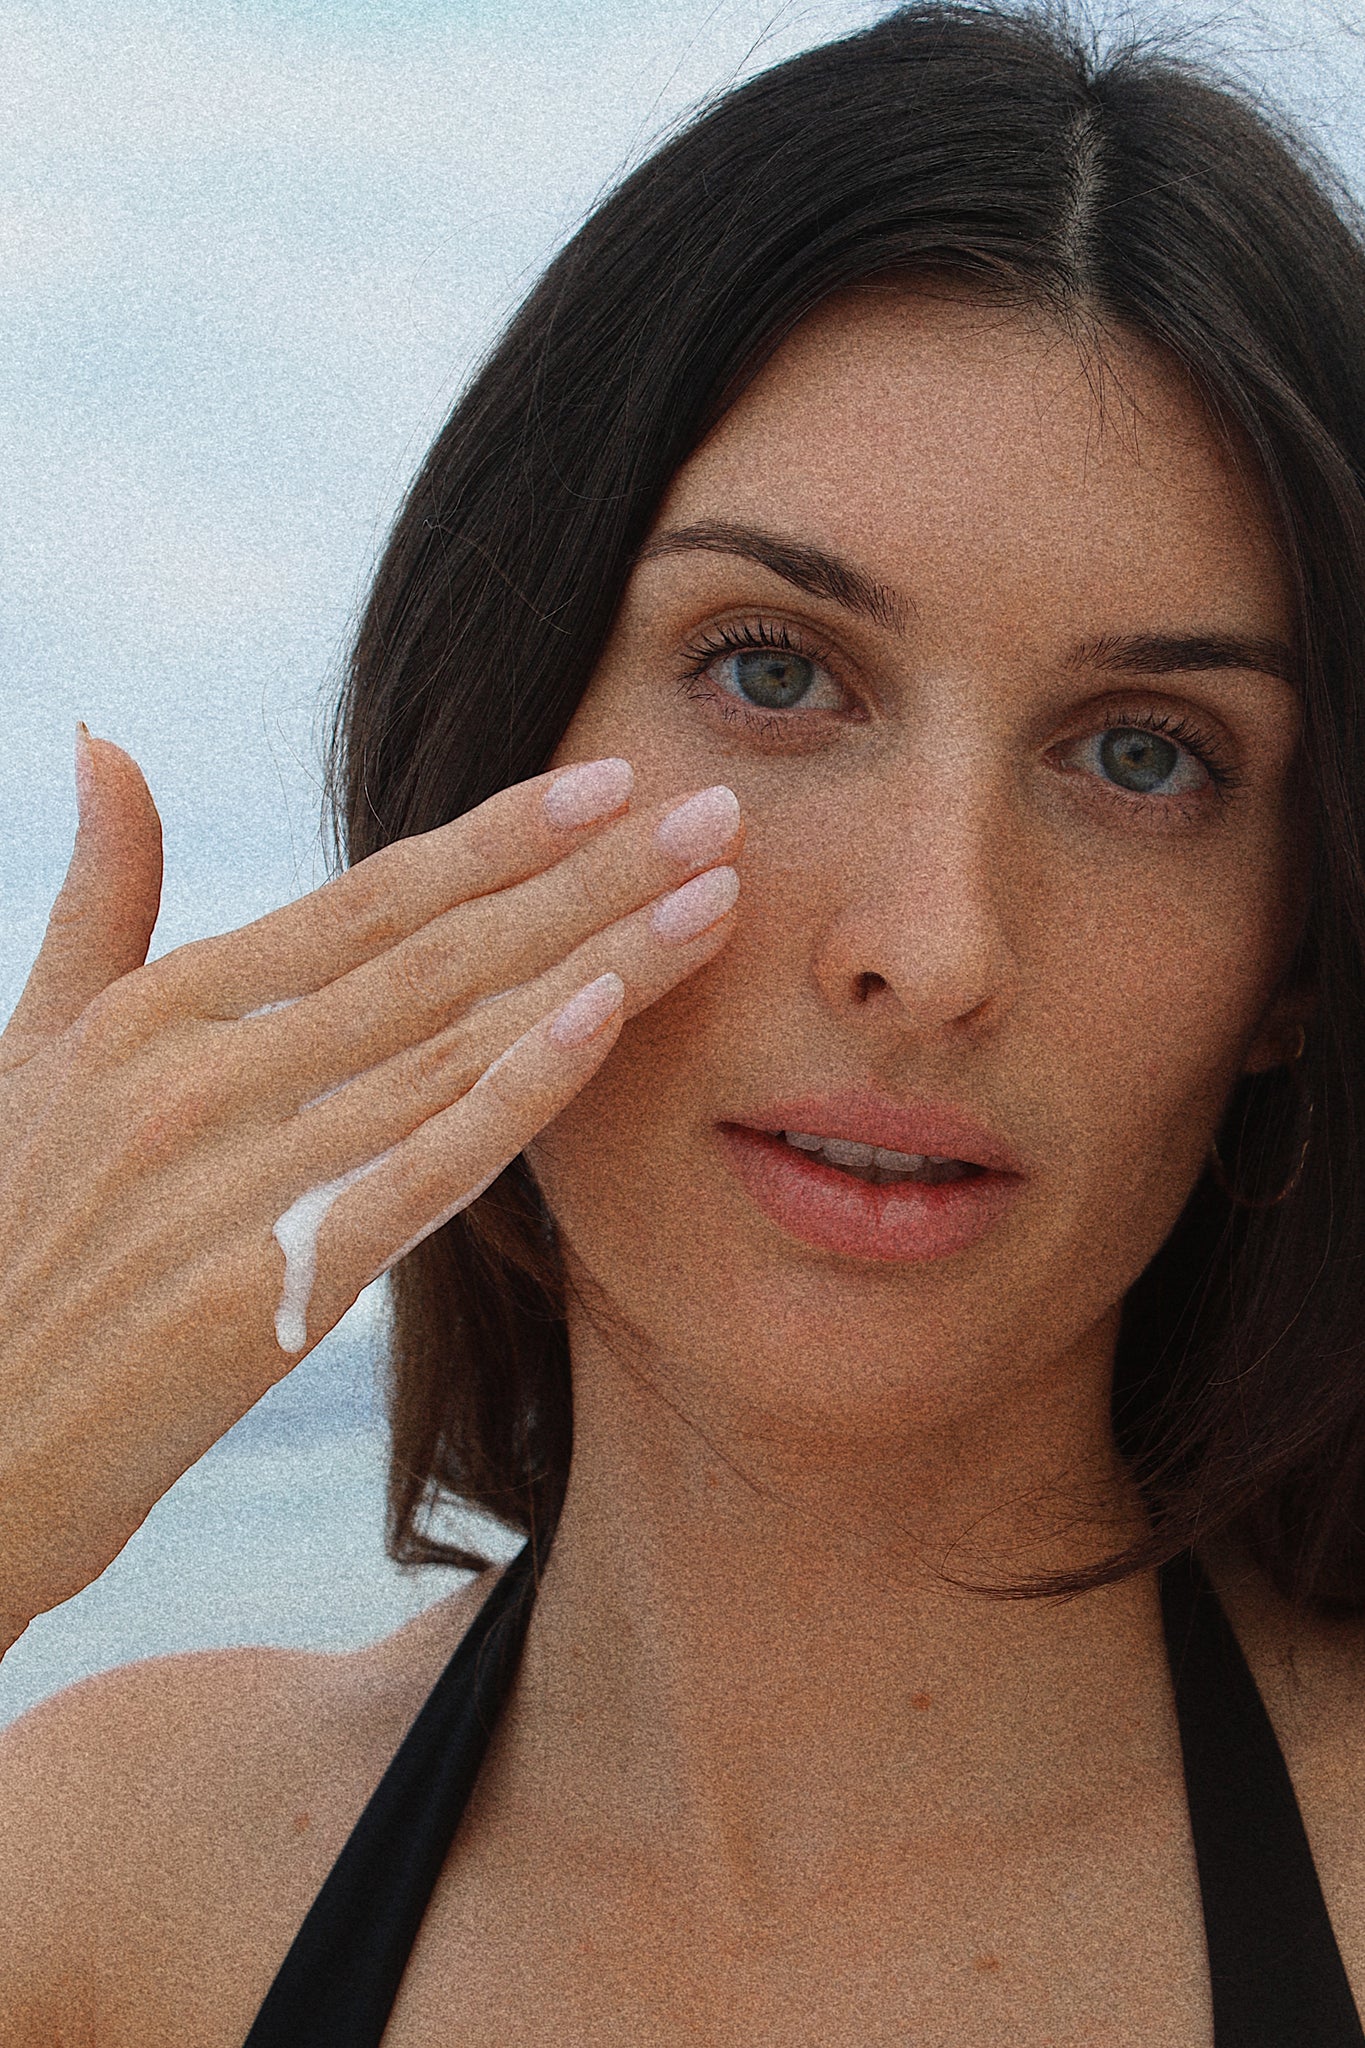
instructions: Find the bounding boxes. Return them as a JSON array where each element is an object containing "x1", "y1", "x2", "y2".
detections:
[
  {"x1": 728, "y1": 647, "x2": 816, "y2": 709},
  {"x1": 1102, "y1": 727, "x2": 1182, "y2": 794}
]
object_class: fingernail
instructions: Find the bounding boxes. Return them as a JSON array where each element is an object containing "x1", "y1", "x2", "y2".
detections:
[
  {"x1": 649, "y1": 866, "x2": 739, "y2": 944},
  {"x1": 550, "y1": 970, "x2": 625, "y2": 1048},
  {"x1": 74, "y1": 721, "x2": 95, "y2": 825},
  {"x1": 653, "y1": 785, "x2": 740, "y2": 866},
  {"x1": 542, "y1": 757, "x2": 634, "y2": 828}
]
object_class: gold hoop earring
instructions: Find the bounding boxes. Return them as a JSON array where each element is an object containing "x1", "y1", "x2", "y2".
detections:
[{"x1": 1207, "y1": 1022, "x2": 1313, "y2": 1210}]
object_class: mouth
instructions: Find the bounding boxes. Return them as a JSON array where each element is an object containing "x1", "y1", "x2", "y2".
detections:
[
  {"x1": 715, "y1": 1121, "x2": 1025, "y2": 1264},
  {"x1": 755, "y1": 1129, "x2": 989, "y2": 1187}
]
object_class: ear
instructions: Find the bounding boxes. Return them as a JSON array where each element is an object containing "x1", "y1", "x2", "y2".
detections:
[{"x1": 1241, "y1": 968, "x2": 1318, "y2": 1077}]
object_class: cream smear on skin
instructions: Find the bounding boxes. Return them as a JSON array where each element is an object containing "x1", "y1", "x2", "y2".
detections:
[
  {"x1": 272, "y1": 1153, "x2": 392, "y2": 1353},
  {"x1": 248, "y1": 996, "x2": 502, "y2": 1352},
  {"x1": 271, "y1": 1154, "x2": 507, "y2": 1355},
  {"x1": 260, "y1": 753, "x2": 640, "y2": 1355},
  {"x1": 270, "y1": 1035, "x2": 528, "y2": 1357}
]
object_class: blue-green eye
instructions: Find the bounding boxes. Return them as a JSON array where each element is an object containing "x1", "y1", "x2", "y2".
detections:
[
  {"x1": 1103, "y1": 726, "x2": 1192, "y2": 794},
  {"x1": 726, "y1": 646, "x2": 816, "y2": 710},
  {"x1": 1076, "y1": 712, "x2": 1241, "y2": 802},
  {"x1": 679, "y1": 617, "x2": 843, "y2": 720}
]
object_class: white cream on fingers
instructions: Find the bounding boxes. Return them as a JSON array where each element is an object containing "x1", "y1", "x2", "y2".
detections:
[{"x1": 271, "y1": 1150, "x2": 394, "y2": 1354}]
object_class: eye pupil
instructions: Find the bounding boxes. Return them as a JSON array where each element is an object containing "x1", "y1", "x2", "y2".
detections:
[
  {"x1": 1102, "y1": 727, "x2": 1180, "y2": 794},
  {"x1": 732, "y1": 649, "x2": 813, "y2": 710}
]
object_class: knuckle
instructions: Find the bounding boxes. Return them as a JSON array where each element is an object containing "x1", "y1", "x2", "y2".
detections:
[
  {"x1": 62, "y1": 979, "x2": 226, "y2": 1167},
  {"x1": 122, "y1": 1058, "x2": 220, "y2": 1170},
  {"x1": 143, "y1": 938, "x2": 217, "y2": 1015},
  {"x1": 392, "y1": 1037, "x2": 448, "y2": 1121},
  {"x1": 388, "y1": 927, "x2": 451, "y2": 1014},
  {"x1": 408, "y1": 1029, "x2": 459, "y2": 1098},
  {"x1": 335, "y1": 856, "x2": 407, "y2": 955},
  {"x1": 42, "y1": 886, "x2": 89, "y2": 939},
  {"x1": 456, "y1": 808, "x2": 500, "y2": 869},
  {"x1": 121, "y1": 1103, "x2": 187, "y2": 1172},
  {"x1": 66, "y1": 977, "x2": 152, "y2": 1065},
  {"x1": 71, "y1": 935, "x2": 211, "y2": 1053}
]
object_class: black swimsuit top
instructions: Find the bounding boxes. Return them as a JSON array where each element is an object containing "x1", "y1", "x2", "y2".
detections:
[{"x1": 241, "y1": 1545, "x2": 1365, "y2": 2048}]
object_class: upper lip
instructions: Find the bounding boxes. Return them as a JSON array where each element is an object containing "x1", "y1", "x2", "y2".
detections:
[{"x1": 724, "y1": 1088, "x2": 1026, "y2": 1175}]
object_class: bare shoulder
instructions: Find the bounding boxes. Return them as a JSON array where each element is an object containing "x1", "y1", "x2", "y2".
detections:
[
  {"x1": 0, "y1": 1565, "x2": 494, "y2": 1799},
  {"x1": 0, "y1": 1568, "x2": 498, "y2": 2048}
]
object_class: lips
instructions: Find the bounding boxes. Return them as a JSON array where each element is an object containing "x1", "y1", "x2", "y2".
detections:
[
  {"x1": 714, "y1": 1088, "x2": 1026, "y2": 1263},
  {"x1": 721, "y1": 1088, "x2": 1025, "y2": 1177}
]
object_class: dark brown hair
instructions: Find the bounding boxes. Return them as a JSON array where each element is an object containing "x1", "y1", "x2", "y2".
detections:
[{"x1": 327, "y1": 0, "x2": 1365, "y2": 1607}]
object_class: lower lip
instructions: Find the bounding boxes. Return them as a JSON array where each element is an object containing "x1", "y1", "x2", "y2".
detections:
[{"x1": 717, "y1": 1125, "x2": 1024, "y2": 1263}]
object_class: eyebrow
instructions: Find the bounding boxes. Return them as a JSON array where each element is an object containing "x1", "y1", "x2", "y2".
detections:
[
  {"x1": 636, "y1": 519, "x2": 1299, "y2": 691},
  {"x1": 638, "y1": 520, "x2": 911, "y2": 635},
  {"x1": 1071, "y1": 630, "x2": 1299, "y2": 691}
]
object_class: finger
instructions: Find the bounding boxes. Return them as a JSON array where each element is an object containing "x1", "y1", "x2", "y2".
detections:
[
  {"x1": 1, "y1": 729, "x2": 163, "y2": 1061},
  {"x1": 439, "y1": 863, "x2": 741, "y2": 1064},
  {"x1": 240, "y1": 784, "x2": 743, "y2": 1113},
  {"x1": 274, "y1": 969, "x2": 629, "y2": 1352},
  {"x1": 147, "y1": 756, "x2": 636, "y2": 1021},
  {"x1": 265, "y1": 864, "x2": 741, "y2": 1192}
]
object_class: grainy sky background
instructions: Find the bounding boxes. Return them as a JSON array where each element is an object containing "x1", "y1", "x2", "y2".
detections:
[{"x1": 2, "y1": 0, "x2": 1365, "y2": 1715}]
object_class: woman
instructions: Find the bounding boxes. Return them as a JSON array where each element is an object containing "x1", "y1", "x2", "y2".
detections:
[{"x1": 2, "y1": 0, "x2": 1364, "y2": 2040}]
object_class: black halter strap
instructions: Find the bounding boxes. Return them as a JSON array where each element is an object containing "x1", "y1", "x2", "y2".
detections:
[
  {"x1": 242, "y1": 1543, "x2": 1364, "y2": 2047},
  {"x1": 1158, "y1": 1546, "x2": 1365, "y2": 2046},
  {"x1": 241, "y1": 1541, "x2": 540, "y2": 2048}
]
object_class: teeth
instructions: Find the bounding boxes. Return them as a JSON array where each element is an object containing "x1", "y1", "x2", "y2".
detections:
[
  {"x1": 773, "y1": 1138, "x2": 978, "y2": 1187},
  {"x1": 780, "y1": 1131, "x2": 971, "y2": 1180},
  {"x1": 819, "y1": 1136, "x2": 882, "y2": 1170}
]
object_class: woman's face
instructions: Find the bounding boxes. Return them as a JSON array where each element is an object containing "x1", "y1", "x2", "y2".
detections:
[{"x1": 526, "y1": 285, "x2": 1310, "y2": 1462}]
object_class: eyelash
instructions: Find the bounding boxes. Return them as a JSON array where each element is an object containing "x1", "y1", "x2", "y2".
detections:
[{"x1": 675, "y1": 616, "x2": 1247, "y2": 806}]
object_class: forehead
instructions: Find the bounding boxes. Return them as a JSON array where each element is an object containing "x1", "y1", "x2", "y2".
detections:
[{"x1": 653, "y1": 284, "x2": 1288, "y2": 633}]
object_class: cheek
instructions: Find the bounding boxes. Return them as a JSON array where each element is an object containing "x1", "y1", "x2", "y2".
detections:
[
  {"x1": 526, "y1": 955, "x2": 733, "y2": 1213},
  {"x1": 1033, "y1": 847, "x2": 1291, "y2": 1202},
  {"x1": 529, "y1": 715, "x2": 1297, "y2": 1309},
  {"x1": 528, "y1": 681, "x2": 743, "y2": 1239},
  {"x1": 545, "y1": 675, "x2": 708, "y2": 797}
]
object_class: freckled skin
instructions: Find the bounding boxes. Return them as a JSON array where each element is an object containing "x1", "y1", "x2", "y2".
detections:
[
  {"x1": 10, "y1": 284, "x2": 1353, "y2": 2048},
  {"x1": 529, "y1": 285, "x2": 1310, "y2": 1466},
  {"x1": 389, "y1": 281, "x2": 1321, "y2": 2045}
]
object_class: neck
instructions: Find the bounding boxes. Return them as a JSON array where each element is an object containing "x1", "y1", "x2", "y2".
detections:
[{"x1": 498, "y1": 1297, "x2": 1173, "y2": 1915}]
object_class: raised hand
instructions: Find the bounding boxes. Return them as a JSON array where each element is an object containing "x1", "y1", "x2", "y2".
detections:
[{"x1": 0, "y1": 730, "x2": 742, "y2": 1652}]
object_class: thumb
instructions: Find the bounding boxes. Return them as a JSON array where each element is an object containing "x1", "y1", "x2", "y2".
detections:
[{"x1": 2, "y1": 724, "x2": 164, "y2": 1057}]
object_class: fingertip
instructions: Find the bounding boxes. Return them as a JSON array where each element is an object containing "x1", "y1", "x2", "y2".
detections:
[
  {"x1": 542, "y1": 757, "x2": 635, "y2": 830},
  {"x1": 549, "y1": 969, "x2": 626, "y2": 1049},
  {"x1": 74, "y1": 722, "x2": 96, "y2": 827}
]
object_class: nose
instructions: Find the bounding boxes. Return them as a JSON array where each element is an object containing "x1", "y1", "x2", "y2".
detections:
[{"x1": 808, "y1": 763, "x2": 1021, "y2": 1039}]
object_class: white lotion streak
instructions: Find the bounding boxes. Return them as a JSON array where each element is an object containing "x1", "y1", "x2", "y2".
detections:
[
  {"x1": 275, "y1": 1016, "x2": 556, "y2": 1337},
  {"x1": 243, "y1": 996, "x2": 302, "y2": 1019},
  {"x1": 272, "y1": 1150, "x2": 394, "y2": 1355}
]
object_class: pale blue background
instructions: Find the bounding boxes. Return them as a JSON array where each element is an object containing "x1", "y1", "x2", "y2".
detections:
[{"x1": 2, "y1": 0, "x2": 1362, "y2": 1723}]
